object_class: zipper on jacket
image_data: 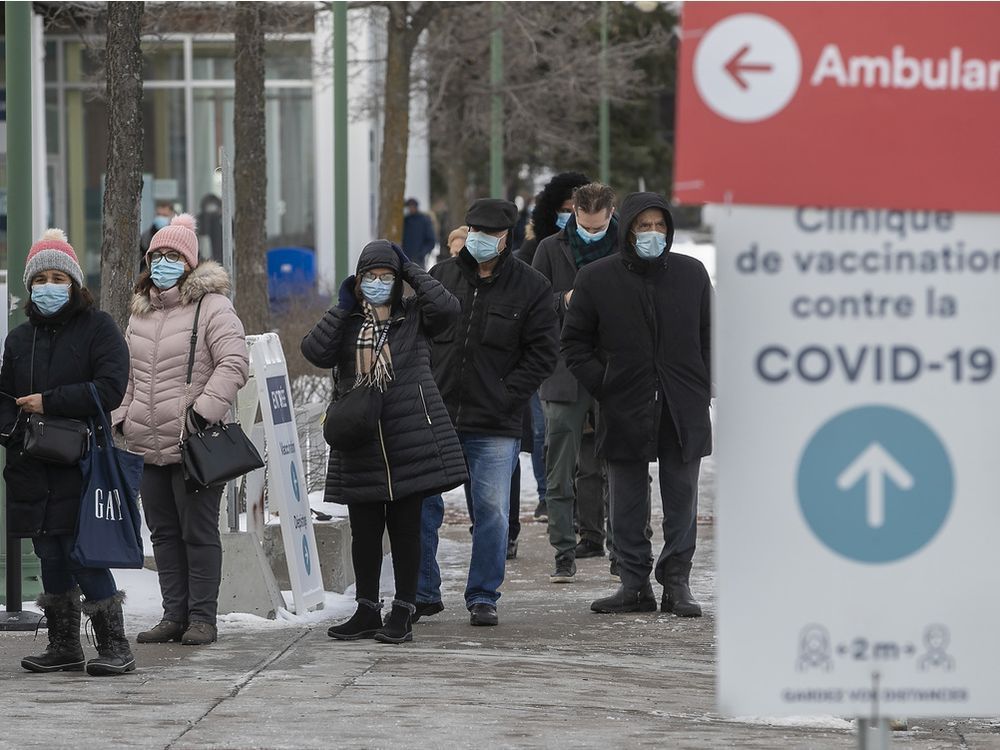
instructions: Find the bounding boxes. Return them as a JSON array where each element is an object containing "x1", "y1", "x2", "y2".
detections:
[
  {"x1": 418, "y1": 384, "x2": 432, "y2": 425},
  {"x1": 149, "y1": 311, "x2": 170, "y2": 464},
  {"x1": 455, "y1": 287, "x2": 479, "y2": 427},
  {"x1": 377, "y1": 419, "x2": 395, "y2": 502}
]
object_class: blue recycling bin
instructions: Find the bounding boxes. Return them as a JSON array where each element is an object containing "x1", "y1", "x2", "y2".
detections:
[{"x1": 267, "y1": 247, "x2": 316, "y2": 303}]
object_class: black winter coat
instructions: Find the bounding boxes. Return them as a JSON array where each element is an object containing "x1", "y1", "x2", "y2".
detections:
[
  {"x1": 302, "y1": 261, "x2": 468, "y2": 504},
  {"x1": 429, "y1": 248, "x2": 559, "y2": 438},
  {"x1": 0, "y1": 300, "x2": 130, "y2": 537},
  {"x1": 561, "y1": 192, "x2": 713, "y2": 463}
]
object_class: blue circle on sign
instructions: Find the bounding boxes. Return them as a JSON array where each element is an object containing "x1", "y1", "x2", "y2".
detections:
[
  {"x1": 302, "y1": 535, "x2": 312, "y2": 576},
  {"x1": 290, "y1": 462, "x2": 301, "y2": 503},
  {"x1": 797, "y1": 405, "x2": 953, "y2": 564}
]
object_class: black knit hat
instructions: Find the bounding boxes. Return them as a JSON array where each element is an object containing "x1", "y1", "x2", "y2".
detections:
[
  {"x1": 465, "y1": 198, "x2": 519, "y2": 231},
  {"x1": 356, "y1": 240, "x2": 402, "y2": 276}
]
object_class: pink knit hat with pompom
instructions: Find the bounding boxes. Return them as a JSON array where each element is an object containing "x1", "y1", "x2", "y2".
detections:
[
  {"x1": 24, "y1": 228, "x2": 84, "y2": 290},
  {"x1": 147, "y1": 213, "x2": 199, "y2": 268}
]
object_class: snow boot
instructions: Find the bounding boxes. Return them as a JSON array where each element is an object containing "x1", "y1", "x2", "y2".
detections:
[
  {"x1": 83, "y1": 591, "x2": 136, "y2": 676},
  {"x1": 21, "y1": 588, "x2": 85, "y2": 673},
  {"x1": 328, "y1": 598, "x2": 383, "y2": 640},
  {"x1": 411, "y1": 600, "x2": 444, "y2": 624},
  {"x1": 661, "y1": 560, "x2": 702, "y2": 618},
  {"x1": 374, "y1": 600, "x2": 414, "y2": 644},
  {"x1": 590, "y1": 582, "x2": 657, "y2": 614},
  {"x1": 136, "y1": 619, "x2": 186, "y2": 644}
]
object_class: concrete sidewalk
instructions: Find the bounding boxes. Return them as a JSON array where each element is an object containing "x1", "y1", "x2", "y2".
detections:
[{"x1": 0, "y1": 519, "x2": 995, "y2": 749}]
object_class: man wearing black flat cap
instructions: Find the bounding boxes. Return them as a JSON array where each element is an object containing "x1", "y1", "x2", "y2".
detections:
[{"x1": 417, "y1": 198, "x2": 559, "y2": 627}]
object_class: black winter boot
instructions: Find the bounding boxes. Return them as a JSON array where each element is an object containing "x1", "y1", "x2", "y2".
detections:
[
  {"x1": 328, "y1": 599, "x2": 383, "y2": 640},
  {"x1": 83, "y1": 591, "x2": 136, "y2": 676},
  {"x1": 21, "y1": 588, "x2": 85, "y2": 673},
  {"x1": 374, "y1": 600, "x2": 414, "y2": 644},
  {"x1": 590, "y1": 582, "x2": 658, "y2": 614},
  {"x1": 662, "y1": 560, "x2": 702, "y2": 617}
]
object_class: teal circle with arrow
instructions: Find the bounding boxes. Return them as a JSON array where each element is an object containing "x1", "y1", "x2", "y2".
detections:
[{"x1": 797, "y1": 405, "x2": 953, "y2": 564}]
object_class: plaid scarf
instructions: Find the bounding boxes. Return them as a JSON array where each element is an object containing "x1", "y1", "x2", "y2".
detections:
[
  {"x1": 355, "y1": 301, "x2": 394, "y2": 391},
  {"x1": 566, "y1": 214, "x2": 619, "y2": 269}
]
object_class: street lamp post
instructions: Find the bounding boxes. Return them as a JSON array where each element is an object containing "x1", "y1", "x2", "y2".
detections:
[
  {"x1": 490, "y1": 3, "x2": 504, "y2": 199},
  {"x1": 333, "y1": 1, "x2": 349, "y2": 279},
  {"x1": 599, "y1": 1, "x2": 610, "y2": 185}
]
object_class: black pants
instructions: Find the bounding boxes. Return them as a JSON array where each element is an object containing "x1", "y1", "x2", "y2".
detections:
[
  {"x1": 141, "y1": 464, "x2": 224, "y2": 625},
  {"x1": 607, "y1": 406, "x2": 701, "y2": 592},
  {"x1": 348, "y1": 494, "x2": 424, "y2": 605}
]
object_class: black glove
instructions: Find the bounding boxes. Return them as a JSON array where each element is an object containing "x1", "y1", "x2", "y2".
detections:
[
  {"x1": 337, "y1": 275, "x2": 358, "y2": 311},
  {"x1": 391, "y1": 242, "x2": 410, "y2": 267}
]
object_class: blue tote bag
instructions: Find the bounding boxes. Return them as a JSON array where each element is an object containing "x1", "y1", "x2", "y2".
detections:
[{"x1": 71, "y1": 384, "x2": 145, "y2": 569}]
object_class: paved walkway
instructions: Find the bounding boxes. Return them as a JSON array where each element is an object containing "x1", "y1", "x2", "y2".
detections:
[{"x1": 0, "y1": 518, "x2": 996, "y2": 748}]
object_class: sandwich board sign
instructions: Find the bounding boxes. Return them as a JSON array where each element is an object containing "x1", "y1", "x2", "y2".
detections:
[
  {"x1": 247, "y1": 333, "x2": 325, "y2": 614},
  {"x1": 710, "y1": 204, "x2": 1000, "y2": 716}
]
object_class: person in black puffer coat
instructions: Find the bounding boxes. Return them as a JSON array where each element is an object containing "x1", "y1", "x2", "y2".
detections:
[
  {"x1": 0, "y1": 228, "x2": 131, "y2": 677},
  {"x1": 301, "y1": 240, "x2": 467, "y2": 644}
]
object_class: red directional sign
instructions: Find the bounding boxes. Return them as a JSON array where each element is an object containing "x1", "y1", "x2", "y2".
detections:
[{"x1": 673, "y1": 2, "x2": 1000, "y2": 212}]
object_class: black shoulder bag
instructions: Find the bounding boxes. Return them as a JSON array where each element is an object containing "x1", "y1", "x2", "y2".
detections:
[
  {"x1": 22, "y1": 327, "x2": 91, "y2": 465},
  {"x1": 323, "y1": 323, "x2": 391, "y2": 452},
  {"x1": 179, "y1": 298, "x2": 264, "y2": 488}
]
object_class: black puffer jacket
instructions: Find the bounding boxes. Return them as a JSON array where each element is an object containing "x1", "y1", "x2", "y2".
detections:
[
  {"x1": 428, "y1": 247, "x2": 559, "y2": 438},
  {"x1": 561, "y1": 192, "x2": 713, "y2": 463},
  {"x1": 0, "y1": 297, "x2": 129, "y2": 537},
  {"x1": 302, "y1": 243, "x2": 468, "y2": 504}
]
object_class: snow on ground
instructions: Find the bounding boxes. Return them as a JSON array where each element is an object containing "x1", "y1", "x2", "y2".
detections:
[{"x1": 729, "y1": 716, "x2": 855, "y2": 730}]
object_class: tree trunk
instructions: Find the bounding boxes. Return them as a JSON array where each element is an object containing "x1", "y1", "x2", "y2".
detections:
[
  {"x1": 443, "y1": 100, "x2": 468, "y2": 238},
  {"x1": 376, "y1": 5, "x2": 413, "y2": 243},
  {"x1": 99, "y1": 1, "x2": 144, "y2": 332},
  {"x1": 233, "y1": 2, "x2": 271, "y2": 335}
]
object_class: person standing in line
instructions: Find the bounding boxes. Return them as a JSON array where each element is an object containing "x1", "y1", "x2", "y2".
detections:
[
  {"x1": 562, "y1": 192, "x2": 712, "y2": 616},
  {"x1": 2, "y1": 229, "x2": 132, "y2": 675},
  {"x1": 114, "y1": 214, "x2": 250, "y2": 646},
  {"x1": 402, "y1": 197, "x2": 438, "y2": 269},
  {"x1": 517, "y1": 172, "x2": 590, "y2": 522},
  {"x1": 417, "y1": 199, "x2": 558, "y2": 627},
  {"x1": 533, "y1": 182, "x2": 618, "y2": 584},
  {"x1": 302, "y1": 241, "x2": 467, "y2": 644}
]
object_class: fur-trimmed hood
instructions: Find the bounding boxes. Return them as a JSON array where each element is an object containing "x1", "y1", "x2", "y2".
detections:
[{"x1": 131, "y1": 260, "x2": 232, "y2": 316}]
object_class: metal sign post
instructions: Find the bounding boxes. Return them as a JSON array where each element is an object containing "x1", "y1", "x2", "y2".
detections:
[{"x1": 219, "y1": 147, "x2": 239, "y2": 533}]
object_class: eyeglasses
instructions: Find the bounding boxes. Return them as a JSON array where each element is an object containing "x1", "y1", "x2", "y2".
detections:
[
  {"x1": 148, "y1": 250, "x2": 183, "y2": 263},
  {"x1": 362, "y1": 272, "x2": 396, "y2": 283}
]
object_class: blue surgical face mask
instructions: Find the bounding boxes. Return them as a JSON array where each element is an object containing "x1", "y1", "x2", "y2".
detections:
[
  {"x1": 31, "y1": 283, "x2": 71, "y2": 316},
  {"x1": 360, "y1": 278, "x2": 393, "y2": 306},
  {"x1": 634, "y1": 231, "x2": 667, "y2": 260},
  {"x1": 152, "y1": 216, "x2": 171, "y2": 231},
  {"x1": 150, "y1": 257, "x2": 186, "y2": 289},
  {"x1": 575, "y1": 221, "x2": 609, "y2": 244},
  {"x1": 465, "y1": 231, "x2": 503, "y2": 264},
  {"x1": 555, "y1": 212, "x2": 571, "y2": 230}
]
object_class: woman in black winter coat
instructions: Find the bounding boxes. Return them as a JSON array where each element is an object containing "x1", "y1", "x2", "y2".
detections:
[
  {"x1": 301, "y1": 240, "x2": 467, "y2": 643},
  {"x1": 0, "y1": 228, "x2": 131, "y2": 676}
]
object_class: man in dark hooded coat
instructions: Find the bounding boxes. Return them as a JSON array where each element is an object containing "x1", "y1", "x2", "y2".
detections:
[{"x1": 561, "y1": 192, "x2": 713, "y2": 616}]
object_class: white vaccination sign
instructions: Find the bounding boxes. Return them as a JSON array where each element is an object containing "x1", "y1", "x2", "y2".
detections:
[
  {"x1": 712, "y1": 205, "x2": 1000, "y2": 716},
  {"x1": 247, "y1": 333, "x2": 325, "y2": 614}
]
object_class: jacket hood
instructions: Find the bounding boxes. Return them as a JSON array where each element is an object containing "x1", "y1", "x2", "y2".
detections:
[
  {"x1": 131, "y1": 260, "x2": 232, "y2": 316},
  {"x1": 617, "y1": 192, "x2": 675, "y2": 260},
  {"x1": 356, "y1": 240, "x2": 402, "y2": 276}
]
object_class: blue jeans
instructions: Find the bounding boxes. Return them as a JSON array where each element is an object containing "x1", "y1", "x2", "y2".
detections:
[
  {"x1": 529, "y1": 392, "x2": 546, "y2": 502},
  {"x1": 32, "y1": 534, "x2": 118, "y2": 602},
  {"x1": 417, "y1": 433, "x2": 520, "y2": 609}
]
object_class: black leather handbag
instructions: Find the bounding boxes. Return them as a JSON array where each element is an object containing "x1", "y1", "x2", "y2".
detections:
[
  {"x1": 21, "y1": 328, "x2": 90, "y2": 465},
  {"x1": 323, "y1": 324, "x2": 391, "y2": 452},
  {"x1": 178, "y1": 298, "x2": 264, "y2": 489}
]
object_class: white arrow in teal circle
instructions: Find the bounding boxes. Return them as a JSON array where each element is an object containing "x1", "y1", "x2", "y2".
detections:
[{"x1": 836, "y1": 442, "x2": 915, "y2": 529}]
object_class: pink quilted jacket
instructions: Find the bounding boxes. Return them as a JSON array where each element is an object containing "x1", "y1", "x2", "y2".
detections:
[{"x1": 112, "y1": 261, "x2": 249, "y2": 465}]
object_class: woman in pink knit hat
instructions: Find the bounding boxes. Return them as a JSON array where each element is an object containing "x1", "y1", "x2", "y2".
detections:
[
  {"x1": 0, "y1": 228, "x2": 133, "y2": 676},
  {"x1": 112, "y1": 213, "x2": 249, "y2": 646}
]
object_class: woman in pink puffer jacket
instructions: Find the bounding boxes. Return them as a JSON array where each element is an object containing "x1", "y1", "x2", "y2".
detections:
[{"x1": 112, "y1": 214, "x2": 248, "y2": 647}]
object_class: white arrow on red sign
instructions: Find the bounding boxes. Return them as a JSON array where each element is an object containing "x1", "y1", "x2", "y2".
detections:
[{"x1": 724, "y1": 44, "x2": 774, "y2": 90}]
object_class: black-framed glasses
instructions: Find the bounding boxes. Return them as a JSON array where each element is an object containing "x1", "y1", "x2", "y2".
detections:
[
  {"x1": 362, "y1": 272, "x2": 396, "y2": 283},
  {"x1": 149, "y1": 250, "x2": 183, "y2": 263}
]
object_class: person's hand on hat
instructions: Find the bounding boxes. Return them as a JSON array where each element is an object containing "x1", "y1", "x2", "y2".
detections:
[
  {"x1": 337, "y1": 275, "x2": 358, "y2": 312},
  {"x1": 390, "y1": 242, "x2": 418, "y2": 281}
]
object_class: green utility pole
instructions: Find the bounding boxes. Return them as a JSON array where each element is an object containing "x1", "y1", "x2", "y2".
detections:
[
  {"x1": 333, "y1": 1, "x2": 349, "y2": 280},
  {"x1": 1, "y1": 0, "x2": 44, "y2": 622},
  {"x1": 489, "y1": 4, "x2": 504, "y2": 199},
  {"x1": 599, "y1": 1, "x2": 610, "y2": 185}
]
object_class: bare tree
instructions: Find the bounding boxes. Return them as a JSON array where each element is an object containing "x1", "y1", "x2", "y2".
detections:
[
  {"x1": 233, "y1": 2, "x2": 271, "y2": 334},
  {"x1": 375, "y1": 2, "x2": 439, "y2": 243},
  {"x1": 99, "y1": 1, "x2": 144, "y2": 331}
]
